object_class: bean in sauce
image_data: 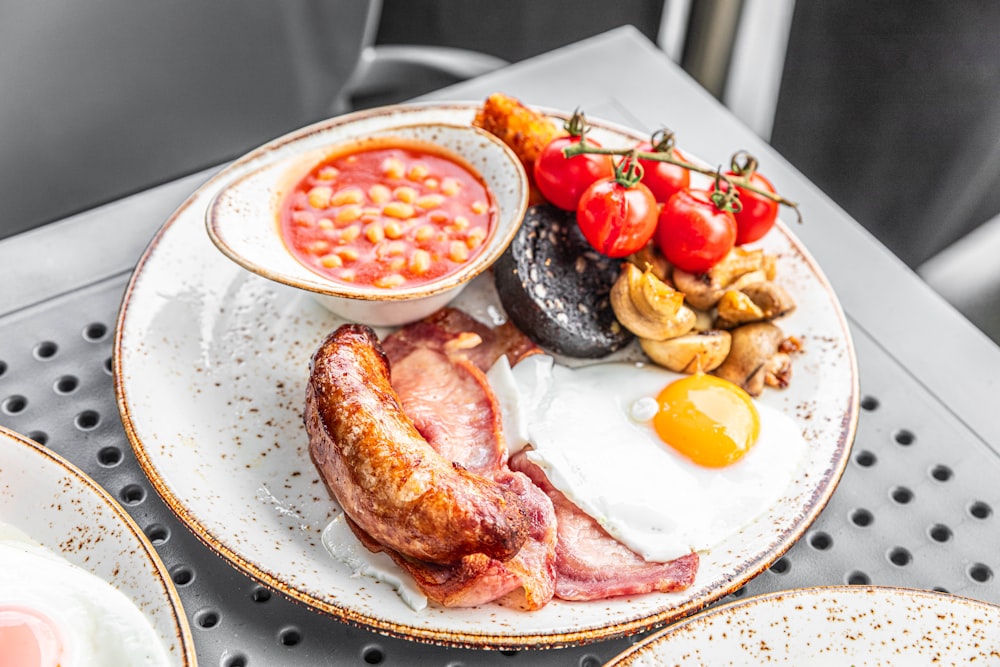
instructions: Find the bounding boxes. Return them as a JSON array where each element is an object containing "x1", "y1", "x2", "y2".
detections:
[{"x1": 279, "y1": 138, "x2": 496, "y2": 289}]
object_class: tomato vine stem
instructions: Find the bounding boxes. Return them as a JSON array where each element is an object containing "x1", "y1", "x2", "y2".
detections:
[
  {"x1": 614, "y1": 151, "x2": 645, "y2": 188},
  {"x1": 563, "y1": 138, "x2": 802, "y2": 224}
]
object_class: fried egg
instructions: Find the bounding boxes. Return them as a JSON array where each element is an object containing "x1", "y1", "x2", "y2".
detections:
[
  {"x1": 0, "y1": 522, "x2": 171, "y2": 667},
  {"x1": 488, "y1": 354, "x2": 808, "y2": 563}
]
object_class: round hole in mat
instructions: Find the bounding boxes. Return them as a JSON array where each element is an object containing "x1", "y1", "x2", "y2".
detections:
[
  {"x1": 83, "y1": 322, "x2": 108, "y2": 341},
  {"x1": 850, "y1": 508, "x2": 874, "y2": 527},
  {"x1": 969, "y1": 501, "x2": 993, "y2": 520},
  {"x1": 53, "y1": 375, "x2": 79, "y2": 394},
  {"x1": 729, "y1": 586, "x2": 747, "y2": 598},
  {"x1": 145, "y1": 524, "x2": 170, "y2": 545},
  {"x1": 171, "y1": 566, "x2": 195, "y2": 586},
  {"x1": 278, "y1": 627, "x2": 302, "y2": 647},
  {"x1": 195, "y1": 609, "x2": 220, "y2": 629},
  {"x1": 97, "y1": 446, "x2": 122, "y2": 466},
  {"x1": 26, "y1": 431, "x2": 48, "y2": 445},
  {"x1": 500, "y1": 649, "x2": 519, "y2": 657},
  {"x1": 362, "y1": 646, "x2": 384, "y2": 664},
  {"x1": 221, "y1": 652, "x2": 248, "y2": 667},
  {"x1": 969, "y1": 563, "x2": 993, "y2": 583},
  {"x1": 809, "y1": 531, "x2": 833, "y2": 550},
  {"x1": 888, "y1": 547, "x2": 912, "y2": 567},
  {"x1": 33, "y1": 341, "x2": 58, "y2": 360},
  {"x1": 890, "y1": 486, "x2": 914, "y2": 505},
  {"x1": 894, "y1": 429, "x2": 915, "y2": 446},
  {"x1": 846, "y1": 570, "x2": 871, "y2": 585},
  {"x1": 860, "y1": 395, "x2": 879, "y2": 411},
  {"x1": 102, "y1": 357, "x2": 113, "y2": 375},
  {"x1": 928, "y1": 523, "x2": 952, "y2": 543},
  {"x1": 769, "y1": 557, "x2": 790, "y2": 574},
  {"x1": 0, "y1": 360, "x2": 7, "y2": 377},
  {"x1": 2, "y1": 395, "x2": 27, "y2": 415},
  {"x1": 74, "y1": 409, "x2": 101, "y2": 430},
  {"x1": 932, "y1": 586, "x2": 950, "y2": 594},
  {"x1": 854, "y1": 450, "x2": 877, "y2": 467},
  {"x1": 251, "y1": 586, "x2": 271, "y2": 603},
  {"x1": 580, "y1": 656, "x2": 602, "y2": 667},
  {"x1": 930, "y1": 464, "x2": 953, "y2": 482},
  {"x1": 120, "y1": 484, "x2": 145, "y2": 505}
]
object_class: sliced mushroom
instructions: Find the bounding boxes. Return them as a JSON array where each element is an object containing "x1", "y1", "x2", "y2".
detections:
[
  {"x1": 740, "y1": 281, "x2": 795, "y2": 319},
  {"x1": 672, "y1": 247, "x2": 769, "y2": 310},
  {"x1": 763, "y1": 352, "x2": 793, "y2": 390},
  {"x1": 710, "y1": 247, "x2": 767, "y2": 286},
  {"x1": 640, "y1": 330, "x2": 732, "y2": 373},
  {"x1": 627, "y1": 243, "x2": 673, "y2": 284},
  {"x1": 729, "y1": 269, "x2": 769, "y2": 291},
  {"x1": 610, "y1": 262, "x2": 694, "y2": 340},
  {"x1": 715, "y1": 281, "x2": 797, "y2": 329},
  {"x1": 691, "y1": 306, "x2": 716, "y2": 332},
  {"x1": 715, "y1": 290, "x2": 765, "y2": 327},
  {"x1": 762, "y1": 253, "x2": 778, "y2": 281},
  {"x1": 714, "y1": 321, "x2": 789, "y2": 396},
  {"x1": 671, "y1": 269, "x2": 725, "y2": 311}
]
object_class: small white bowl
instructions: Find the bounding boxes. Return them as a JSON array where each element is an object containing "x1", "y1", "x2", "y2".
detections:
[{"x1": 206, "y1": 112, "x2": 528, "y2": 326}]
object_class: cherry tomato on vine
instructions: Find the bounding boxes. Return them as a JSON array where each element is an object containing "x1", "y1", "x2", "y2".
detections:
[
  {"x1": 636, "y1": 142, "x2": 690, "y2": 203},
  {"x1": 655, "y1": 189, "x2": 737, "y2": 274},
  {"x1": 577, "y1": 177, "x2": 658, "y2": 258},
  {"x1": 533, "y1": 135, "x2": 614, "y2": 211},
  {"x1": 718, "y1": 154, "x2": 779, "y2": 244}
]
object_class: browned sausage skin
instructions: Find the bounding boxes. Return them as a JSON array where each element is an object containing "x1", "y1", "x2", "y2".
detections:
[{"x1": 305, "y1": 324, "x2": 529, "y2": 565}]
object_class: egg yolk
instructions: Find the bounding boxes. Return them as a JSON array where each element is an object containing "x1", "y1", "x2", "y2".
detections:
[
  {"x1": 653, "y1": 373, "x2": 760, "y2": 467},
  {"x1": 0, "y1": 606, "x2": 64, "y2": 667}
]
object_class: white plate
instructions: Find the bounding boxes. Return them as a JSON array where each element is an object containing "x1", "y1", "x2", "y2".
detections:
[
  {"x1": 0, "y1": 426, "x2": 196, "y2": 665},
  {"x1": 114, "y1": 102, "x2": 858, "y2": 649},
  {"x1": 607, "y1": 586, "x2": 1000, "y2": 665}
]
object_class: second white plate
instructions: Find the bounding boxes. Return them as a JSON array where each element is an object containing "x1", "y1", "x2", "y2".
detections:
[
  {"x1": 607, "y1": 585, "x2": 1000, "y2": 665},
  {"x1": 0, "y1": 426, "x2": 195, "y2": 665}
]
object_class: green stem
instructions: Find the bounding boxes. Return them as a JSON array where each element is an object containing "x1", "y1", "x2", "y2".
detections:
[
  {"x1": 564, "y1": 141, "x2": 802, "y2": 223},
  {"x1": 614, "y1": 151, "x2": 644, "y2": 188},
  {"x1": 711, "y1": 169, "x2": 742, "y2": 214}
]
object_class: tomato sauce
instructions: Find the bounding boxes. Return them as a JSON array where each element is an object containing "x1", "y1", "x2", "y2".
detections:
[{"x1": 279, "y1": 138, "x2": 496, "y2": 290}]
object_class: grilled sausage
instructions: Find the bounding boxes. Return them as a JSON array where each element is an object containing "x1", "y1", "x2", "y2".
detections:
[{"x1": 305, "y1": 324, "x2": 529, "y2": 565}]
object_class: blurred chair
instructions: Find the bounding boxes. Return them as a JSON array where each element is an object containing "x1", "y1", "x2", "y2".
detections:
[
  {"x1": 374, "y1": 0, "x2": 663, "y2": 66},
  {"x1": 0, "y1": 0, "x2": 504, "y2": 240},
  {"x1": 340, "y1": 42, "x2": 507, "y2": 113}
]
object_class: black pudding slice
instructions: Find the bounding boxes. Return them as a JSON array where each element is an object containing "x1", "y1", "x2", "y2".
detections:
[{"x1": 494, "y1": 204, "x2": 633, "y2": 358}]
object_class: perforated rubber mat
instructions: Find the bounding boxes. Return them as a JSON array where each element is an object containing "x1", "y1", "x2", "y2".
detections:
[{"x1": 2, "y1": 271, "x2": 999, "y2": 666}]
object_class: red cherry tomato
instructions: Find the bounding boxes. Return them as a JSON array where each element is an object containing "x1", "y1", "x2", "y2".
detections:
[
  {"x1": 655, "y1": 189, "x2": 737, "y2": 274},
  {"x1": 577, "y1": 177, "x2": 658, "y2": 258},
  {"x1": 533, "y1": 135, "x2": 614, "y2": 211},
  {"x1": 718, "y1": 155, "x2": 779, "y2": 244},
  {"x1": 636, "y1": 142, "x2": 691, "y2": 203}
]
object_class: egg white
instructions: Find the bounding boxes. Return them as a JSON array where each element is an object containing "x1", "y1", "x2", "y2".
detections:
[
  {"x1": 0, "y1": 523, "x2": 171, "y2": 667},
  {"x1": 489, "y1": 355, "x2": 809, "y2": 563}
]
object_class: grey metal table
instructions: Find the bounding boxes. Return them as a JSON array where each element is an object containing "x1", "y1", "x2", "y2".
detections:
[{"x1": 3, "y1": 27, "x2": 999, "y2": 666}]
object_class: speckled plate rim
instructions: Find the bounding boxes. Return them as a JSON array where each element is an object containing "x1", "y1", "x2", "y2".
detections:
[
  {"x1": 605, "y1": 585, "x2": 1000, "y2": 665},
  {"x1": 114, "y1": 101, "x2": 859, "y2": 650},
  {"x1": 0, "y1": 425, "x2": 197, "y2": 666}
]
